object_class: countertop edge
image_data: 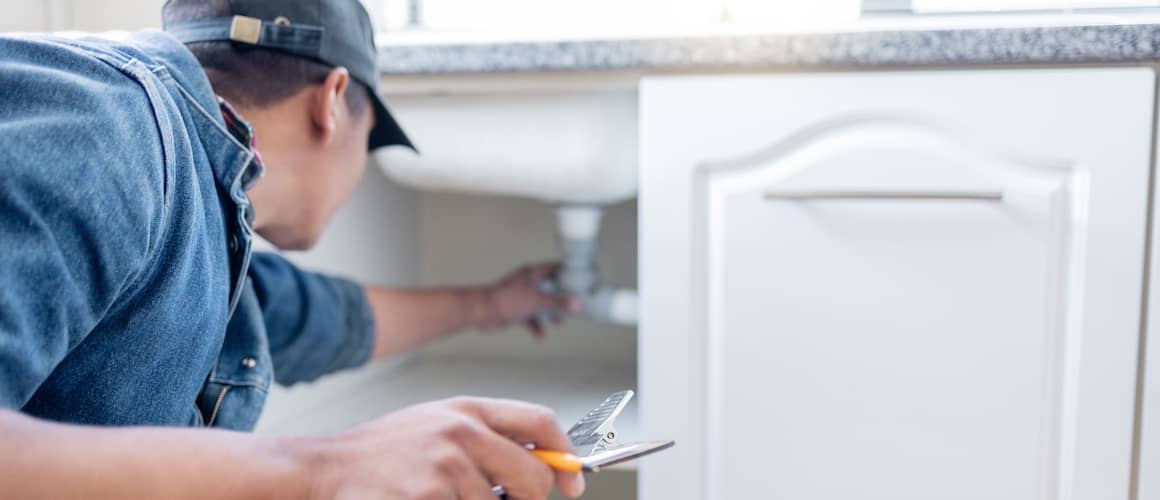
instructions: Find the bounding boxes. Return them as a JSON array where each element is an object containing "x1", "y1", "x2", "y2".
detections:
[{"x1": 377, "y1": 22, "x2": 1160, "y2": 76}]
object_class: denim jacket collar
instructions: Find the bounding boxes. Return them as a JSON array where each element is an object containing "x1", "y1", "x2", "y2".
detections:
[
  {"x1": 130, "y1": 31, "x2": 262, "y2": 202},
  {"x1": 131, "y1": 32, "x2": 262, "y2": 318}
]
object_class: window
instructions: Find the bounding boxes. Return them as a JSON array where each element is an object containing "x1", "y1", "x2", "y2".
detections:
[
  {"x1": 888, "y1": 0, "x2": 1159, "y2": 13},
  {"x1": 372, "y1": 0, "x2": 727, "y2": 32},
  {"x1": 369, "y1": 0, "x2": 868, "y2": 33},
  {"x1": 370, "y1": 0, "x2": 1159, "y2": 33}
]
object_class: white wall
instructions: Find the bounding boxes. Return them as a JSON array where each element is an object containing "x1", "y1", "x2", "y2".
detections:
[
  {"x1": 0, "y1": 0, "x2": 163, "y2": 32},
  {"x1": 68, "y1": 0, "x2": 164, "y2": 31},
  {"x1": 0, "y1": 1, "x2": 50, "y2": 31}
]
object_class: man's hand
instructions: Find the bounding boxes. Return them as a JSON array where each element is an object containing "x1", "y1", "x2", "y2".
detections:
[
  {"x1": 0, "y1": 398, "x2": 585, "y2": 500},
  {"x1": 298, "y1": 397, "x2": 586, "y2": 500},
  {"x1": 364, "y1": 262, "x2": 584, "y2": 361},
  {"x1": 479, "y1": 263, "x2": 582, "y2": 339}
]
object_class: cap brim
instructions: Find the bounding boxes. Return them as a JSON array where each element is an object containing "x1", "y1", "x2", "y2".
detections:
[{"x1": 368, "y1": 93, "x2": 415, "y2": 152}]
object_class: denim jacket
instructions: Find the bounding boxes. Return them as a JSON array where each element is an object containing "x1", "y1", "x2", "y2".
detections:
[{"x1": 0, "y1": 31, "x2": 375, "y2": 430}]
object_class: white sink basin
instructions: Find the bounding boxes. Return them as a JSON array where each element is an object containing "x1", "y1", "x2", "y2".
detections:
[{"x1": 375, "y1": 91, "x2": 638, "y2": 205}]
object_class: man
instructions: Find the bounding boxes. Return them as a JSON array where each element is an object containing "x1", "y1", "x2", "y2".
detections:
[{"x1": 0, "y1": 0, "x2": 586, "y2": 498}]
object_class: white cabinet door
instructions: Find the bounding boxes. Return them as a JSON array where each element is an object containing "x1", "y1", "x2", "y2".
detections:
[
  {"x1": 1142, "y1": 126, "x2": 1160, "y2": 500},
  {"x1": 638, "y1": 69, "x2": 1154, "y2": 500}
]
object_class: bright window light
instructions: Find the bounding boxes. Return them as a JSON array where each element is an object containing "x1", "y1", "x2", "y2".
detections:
[
  {"x1": 914, "y1": 0, "x2": 1160, "y2": 12},
  {"x1": 370, "y1": 0, "x2": 1160, "y2": 33},
  {"x1": 725, "y1": 0, "x2": 861, "y2": 25},
  {"x1": 377, "y1": 0, "x2": 723, "y2": 32}
]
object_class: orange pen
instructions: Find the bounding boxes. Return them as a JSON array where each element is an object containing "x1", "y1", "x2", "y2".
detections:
[
  {"x1": 495, "y1": 442, "x2": 675, "y2": 497},
  {"x1": 530, "y1": 450, "x2": 589, "y2": 473},
  {"x1": 530, "y1": 441, "x2": 675, "y2": 474}
]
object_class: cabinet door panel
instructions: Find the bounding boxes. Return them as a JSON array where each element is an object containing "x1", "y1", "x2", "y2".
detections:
[
  {"x1": 704, "y1": 122, "x2": 1075, "y2": 500},
  {"x1": 638, "y1": 69, "x2": 1155, "y2": 500}
]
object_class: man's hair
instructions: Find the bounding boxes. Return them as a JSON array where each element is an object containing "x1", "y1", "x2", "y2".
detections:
[{"x1": 162, "y1": 0, "x2": 370, "y2": 116}]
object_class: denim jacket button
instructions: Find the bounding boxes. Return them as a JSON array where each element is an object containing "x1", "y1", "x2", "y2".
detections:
[
  {"x1": 240, "y1": 356, "x2": 257, "y2": 369},
  {"x1": 228, "y1": 235, "x2": 239, "y2": 253}
]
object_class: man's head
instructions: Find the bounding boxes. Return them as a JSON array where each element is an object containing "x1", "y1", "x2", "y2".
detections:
[{"x1": 163, "y1": 0, "x2": 409, "y2": 250}]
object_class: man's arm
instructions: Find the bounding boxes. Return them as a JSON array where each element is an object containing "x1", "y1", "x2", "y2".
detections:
[
  {"x1": 365, "y1": 262, "x2": 580, "y2": 362},
  {"x1": 0, "y1": 397, "x2": 585, "y2": 500},
  {"x1": 0, "y1": 410, "x2": 303, "y2": 500},
  {"x1": 249, "y1": 254, "x2": 580, "y2": 383}
]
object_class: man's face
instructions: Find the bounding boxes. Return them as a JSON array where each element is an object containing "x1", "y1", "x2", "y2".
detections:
[
  {"x1": 244, "y1": 67, "x2": 382, "y2": 251},
  {"x1": 247, "y1": 84, "x2": 376, "y2": 251},
  {"x1": 290, "y1": 101, "x2": 375, "y2": 249}
]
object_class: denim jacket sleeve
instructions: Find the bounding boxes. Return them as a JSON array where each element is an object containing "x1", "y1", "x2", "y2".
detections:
[
  {"x1": 0, "y1": 41, "x2": 166, "y2": 408},
  {"x1": 247, "y1": 252, "x2": 376, "y2": 385}
]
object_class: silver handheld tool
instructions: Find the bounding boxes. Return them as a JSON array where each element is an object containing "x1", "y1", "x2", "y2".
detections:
[
  {"x1": 566, "y1": 389, "x2": 634, "y2": 456},
  {"x1": 493, "y1": 390, "x2": 675, "y2": 498}
]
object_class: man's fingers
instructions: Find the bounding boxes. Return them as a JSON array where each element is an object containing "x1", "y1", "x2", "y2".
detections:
[
  {"x1": 459, "y1": 426, "x2": 556, "y2": 500},
  {"x1": 520, "y1": 262, "x2": 582, "y2": 313},
  {"x1": 533, "y1": 291, "x2": 579, "y2": 316},
  {"x1": 553, "y1": 295, "x2": 582, "y2": 314},
  {"x1": 450, "y1": 463, "x2": 497, "y2": 500},
  {"x1": 449, "y1": 398, "x2": 574, "y2": 454},
  {"x1": 555, "y1": 471, "x2": 586, "y2": 499},
  {"x1": 525, "y1": 262, "x2": 563, "y2": 282}
]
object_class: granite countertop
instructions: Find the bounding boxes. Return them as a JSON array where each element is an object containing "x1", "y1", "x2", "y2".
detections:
[{"x1": 377, "y1": 13, "x2": 1160, "y2": 75}]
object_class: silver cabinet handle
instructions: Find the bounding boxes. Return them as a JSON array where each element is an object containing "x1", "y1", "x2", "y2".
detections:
[{"x1": 763, "y1": 190, "x2": 1004, "y2": 202}]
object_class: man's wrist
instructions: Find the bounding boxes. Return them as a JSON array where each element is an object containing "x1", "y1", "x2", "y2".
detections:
[
  {"x1": 464, "y1": 287, "x2": 497, "y2": 331},
  {"x1": 271, "y1": 434, "x2": 331, "y2": 500}
]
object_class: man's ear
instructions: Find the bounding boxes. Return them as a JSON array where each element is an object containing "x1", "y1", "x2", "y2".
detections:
[{"x1": 312, "y1": 67, "x2": 351, "y2": 142}]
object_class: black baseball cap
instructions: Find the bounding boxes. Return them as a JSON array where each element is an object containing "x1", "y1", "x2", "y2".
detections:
[{"x1": 164, "y1": 0, "x2": 414, "y2": 151}]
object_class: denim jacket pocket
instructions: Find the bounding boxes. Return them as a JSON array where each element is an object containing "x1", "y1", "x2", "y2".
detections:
[
  {"x1": 196, "y1": 378, "x2": 268, "y2": 431},
  {"x1": 196, "y1": 280, "x2": 271, "y2": 431}
]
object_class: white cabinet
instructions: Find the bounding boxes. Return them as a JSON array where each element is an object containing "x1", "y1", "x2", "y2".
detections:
[
  {"x1": 1142, "y1": 145, "x2": 1160, "y2": 500},
  {"x1": 639, "y1": 69, "x2": 1154, "y2": 500}
]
